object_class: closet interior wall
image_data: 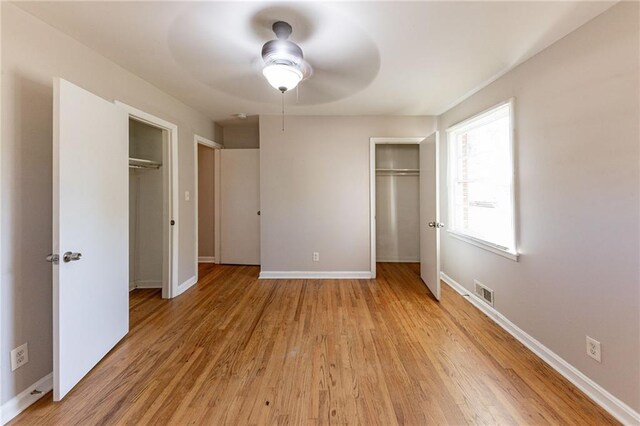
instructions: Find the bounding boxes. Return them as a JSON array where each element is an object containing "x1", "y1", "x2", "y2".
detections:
[
  {"x1": 129, "y1": 119, "x2": 164, "y2": 290},
  {"x1": 375, "y1": 144, "x2": 420, "y2": 262}
]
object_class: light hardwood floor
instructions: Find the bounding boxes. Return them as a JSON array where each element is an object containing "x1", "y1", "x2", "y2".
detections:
[{"x1": 12, "y1": 263, "x2": 616, "y2": 425}]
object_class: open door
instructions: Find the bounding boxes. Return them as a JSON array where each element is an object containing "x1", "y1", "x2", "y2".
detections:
[
  {"x1": 52, "y1": 79, "x2": 129, "y2": 400},
  {"x1": 419, "y1": 132, "x2": 442, "y2": 300},
  {"x1": 220, "y1": 149, "x2": 260, "y2": 265}
]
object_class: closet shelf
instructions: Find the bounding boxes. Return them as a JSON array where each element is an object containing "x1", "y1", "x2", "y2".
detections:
[{"x1": 129, "y1": 157, "x2": 162, "y2": 170}]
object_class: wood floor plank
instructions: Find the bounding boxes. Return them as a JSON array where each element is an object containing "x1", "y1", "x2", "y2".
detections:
[{"x1": 10, "y1": 263, "x2": 618, "y2": 425}]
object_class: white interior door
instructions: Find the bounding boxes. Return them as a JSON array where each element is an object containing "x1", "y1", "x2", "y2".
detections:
[
  {"x1": 53, "y1": 79, "x2": 129, "y2": 400},
  {"x1": 419, "y1": 132, "x2": 442, "y2": 300},
  {"x1": 220, "y1": 149, "x2": 260, "y2": 265}
]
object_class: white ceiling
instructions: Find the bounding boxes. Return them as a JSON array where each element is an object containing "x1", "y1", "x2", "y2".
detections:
[{"x1": 17, "y1": 1, "x2": 615, "y2": 121}]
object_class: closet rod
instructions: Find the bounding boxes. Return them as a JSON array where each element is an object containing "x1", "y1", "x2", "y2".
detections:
[
  {"x1": 376, "y1": 172, "x2": 419, "y2": 176},
  {"x1": 129, "y1": 157, "x2": 162, "y2": 170},
  {"x1": 376, "y1": 169, "x2": 419, "y2": 176},
  {"x1": 129, "y1": 164, "x2": 161, "y2": 170}
]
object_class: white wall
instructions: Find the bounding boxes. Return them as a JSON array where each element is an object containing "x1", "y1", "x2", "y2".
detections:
[
  {"x1": 1, "y1": 3, "x2": 214, "y2": 404},
  {"x1": 438, "y1": 2, "x2": 639, "y2": 412},
  {"x1": 375, "y1": 144, "x2": 420, "y2": 262},
  {"x1": 259, "y1": 116, "x2": 435, "y2": 273},
  {"x1": 222, "y1": 123, "x2": 259, "y2": 149}
]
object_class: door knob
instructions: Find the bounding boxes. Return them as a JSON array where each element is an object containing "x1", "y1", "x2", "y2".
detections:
[
  {"x1": 428, "y1": 222, "x2": 436, "y2": 228},
  {"x1": 63, "y1": 252, "x2": 82, "y2": 263},
  {"x1": 46, "y1": 253, "x2": 59, "y2": 265},
  {"x1": 428, "y1": 222, "x2": 445, "y2": 228}
]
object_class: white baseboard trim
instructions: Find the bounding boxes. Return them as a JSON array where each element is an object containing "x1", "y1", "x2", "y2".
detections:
[
  {"x1": 174, "y1": 275, "x2": 197, "y2": 297},
  {"x1": 198, "y1": 256, "x2": 216, "y2": 263},
  {"x1": 1, "y1": 372, "x2": 52, "y2": 425},
  {"x1": 259, "y1": 271, "x2": 372, "y2": 279},
  {"x1": 376, "y1": 257, "x2": 420, "y2": 263},
  {"x1": 440, "y1": 272, "x2": 640, "y2": 425},
  {"x1": 130, "y1": 280, "x2": 162, "y2": 289}
]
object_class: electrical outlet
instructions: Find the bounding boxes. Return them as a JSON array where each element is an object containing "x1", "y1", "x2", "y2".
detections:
[
  {"x1": 11, "y1": 343, "x2": 29, "y2": 371},
  {"x1": 586, "y1": 336, "x2": 601, "y2": 363},
  {"x1": 185, "y1": 191, "x2": 190, "y2": 201},
  {"x1": 312, "y1": 252, "x2": 320, "y2": 262}
]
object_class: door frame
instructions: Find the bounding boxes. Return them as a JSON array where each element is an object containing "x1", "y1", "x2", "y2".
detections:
[
  {"x1": 115, "y1": 101, "x2": 179, "y2": 299},
  {"x1": 194, "y1": 135, "x2": 223, "y2": 279},
  {"x1": 369, "y1": 137, "x2": 426, "y2": 279}
]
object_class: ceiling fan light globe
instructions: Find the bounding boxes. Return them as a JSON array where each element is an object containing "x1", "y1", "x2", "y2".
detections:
[{"x1": 262, "y1": 63, "x2": 303, "y2": 92}]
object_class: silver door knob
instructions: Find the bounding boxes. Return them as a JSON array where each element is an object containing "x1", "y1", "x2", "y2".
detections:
[
  {"x1": 437, "y1": 223, "x2": 445, "y2": 228},
  {"x1": 428, "y1": 222, "x2": 445, "y2": 228},
  {"x1": 46, "y1": 253, "x2": 59, "y2": 264},
  {"x1": 63, "y1": 252, "x2": 82, "y2": 263},
  {"x1": 428, "y1": 222, "x2": 436, "y2": 228}
]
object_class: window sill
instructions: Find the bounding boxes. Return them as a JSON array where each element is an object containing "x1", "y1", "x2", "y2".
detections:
[{"x1": 447, "y1": 230, "x2": 519, "y2": 262}]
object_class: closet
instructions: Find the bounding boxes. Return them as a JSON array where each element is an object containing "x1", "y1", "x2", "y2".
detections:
[
  {"x1": 129, "y1": 118, "x2": 164, "y2": 292},
  {"x1": 375, "y1": 144, "x2": 420, "y2": 262}
]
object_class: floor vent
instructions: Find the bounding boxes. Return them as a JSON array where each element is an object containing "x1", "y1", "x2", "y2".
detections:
[{"x1": 474, "y1": 280, "x2": 494, "y2": 306}]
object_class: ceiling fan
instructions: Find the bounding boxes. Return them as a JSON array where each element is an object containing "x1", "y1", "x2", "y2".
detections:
[
  {"x1": 260, "y1": 21, "x2": 311, "y2": 93},
  {"x1": 167, "y1": 4, "x2": 380, "y2": 107}
]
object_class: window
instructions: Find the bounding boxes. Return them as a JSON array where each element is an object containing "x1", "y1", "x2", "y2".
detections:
[{"x1": 447, "y1": 100, "x2": 517, "y2": 259}]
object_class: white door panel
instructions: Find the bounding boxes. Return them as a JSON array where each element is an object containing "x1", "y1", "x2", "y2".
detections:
[
  {"x1": 419, "y1": 132, "x2": 441, "y2": 300},
  {"x1": 220, "y1": 149, "x2": 260, "y2": 265},
  {"x1": 53, "y1": 79, "x2": 129, "y2": 400}
]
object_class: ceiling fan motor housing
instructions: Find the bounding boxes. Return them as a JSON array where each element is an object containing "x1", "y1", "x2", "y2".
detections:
[
  {"x1": 261, "y1": 40, "x2": 303, "y2": 67},
  {"x1": 261, "y1": 21, "x2": 307, "y2": 93}
]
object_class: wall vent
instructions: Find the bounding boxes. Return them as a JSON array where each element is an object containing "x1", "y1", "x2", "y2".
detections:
[{"x1": 474, "y1": 280, "x2": 494, "y2": 306}]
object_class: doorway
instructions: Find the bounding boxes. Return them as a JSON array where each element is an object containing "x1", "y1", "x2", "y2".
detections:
[
  {"x1": 194, "y1": 135, "x2": 222, "y2": 280},
  {"x1": 118, "y1": 102, "x2": 179, "y2": 299},
  {"x1": 128, "y1": 118, "x2": 164, "y2": 300},
  {"x1": 374, "y1": 143, "x2": 420, "y2": 263},
  {"x1": 369, "y1": 135, "x2": 441, "y2": 299}
]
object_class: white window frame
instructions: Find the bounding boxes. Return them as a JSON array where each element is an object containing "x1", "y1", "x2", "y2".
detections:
[{"x1": 446, "y1": 98, "x2": 518, "y2": 261}]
